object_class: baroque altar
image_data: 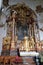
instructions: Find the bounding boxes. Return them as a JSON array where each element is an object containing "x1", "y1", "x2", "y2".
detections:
[{"x1": 1, "y1": 3, "x2": 40, "y2": 56}]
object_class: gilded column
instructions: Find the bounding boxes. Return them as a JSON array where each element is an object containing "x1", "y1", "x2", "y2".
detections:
[
  {"x1": 10, "y1": 11, "x2": 17, "y2": 55},
  {"x1": 11, "y1": 18, "x2": 15, "y2": 50}
]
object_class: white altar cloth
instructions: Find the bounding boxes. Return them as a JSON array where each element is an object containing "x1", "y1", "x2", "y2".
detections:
[{"x1": 20, "y1": 51, "x2": 39, "y2": 56}]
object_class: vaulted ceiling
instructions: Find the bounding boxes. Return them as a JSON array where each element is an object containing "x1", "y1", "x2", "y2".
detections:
[{"x1": 0, "y1": 0, "x2": 43, "y2": 28}]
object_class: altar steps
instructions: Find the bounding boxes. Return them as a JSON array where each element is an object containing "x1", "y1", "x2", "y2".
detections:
[{"x1": 22, "y1": 57, "x2": 36, "y2": 65}]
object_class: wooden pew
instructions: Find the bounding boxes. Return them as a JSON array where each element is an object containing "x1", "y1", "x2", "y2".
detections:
[
  {"x1": 0, "y1": 56, "x2": 4, "y2": 65},
  {"x1": 4, "y1": 56, "x2": 10, "y2": 65},
  {"x1": 10, "y1": 56, "x2": 16, "y2": 65}
]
